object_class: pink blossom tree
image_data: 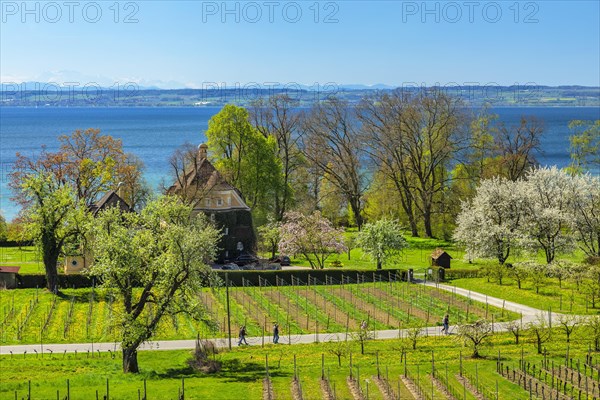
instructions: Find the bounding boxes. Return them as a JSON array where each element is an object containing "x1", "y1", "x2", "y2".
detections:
[{"x1": 278, "y1": 211, "x2": 347, "y2": 269}]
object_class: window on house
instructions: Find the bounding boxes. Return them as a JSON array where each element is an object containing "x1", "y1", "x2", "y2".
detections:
[
  {"x1": 227, "y1": 196, "x2": 232, "y2": 205},
  {"x1": 216, "y1": 198, "x2": 223, "y2": 206},
  {"x1": 224, "y1": 227, "x2": 229, "y2": 235},
  {"x1": 205, "y1": 198, "x2": 211, "y2": 206}
]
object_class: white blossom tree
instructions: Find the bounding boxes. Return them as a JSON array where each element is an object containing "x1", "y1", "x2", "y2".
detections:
[
  {"x1": 356, "y1": 218, "x2": 408, "y2": 269},
  {"x1": 521, "y1": 167, "x2": 576, "y2": 263},
  {"x1": 453, "y1": 177, "x2": 526, "y2": 265},
  {"x1": 570, "y1": 174, "x2": 600, "y2": 258},
  {"x1": 278, "y1": 211, "x2": 347, "y2": 269}
]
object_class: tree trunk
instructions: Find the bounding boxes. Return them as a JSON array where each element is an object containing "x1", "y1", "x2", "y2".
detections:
[
  {"x1": 123, "y1": 347, "x2": 140, "y2": 373},
  {"x1": 423, "y1": 210, "x2": 433, "y2": 238},
  {"x1": 42, "y1": 235, "x2": 60, "y2": 294},
  {"x1": 376, "y1": 259, "x2": 382, "y2": 270}
]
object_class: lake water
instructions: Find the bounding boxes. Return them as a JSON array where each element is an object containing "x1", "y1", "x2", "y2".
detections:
[{"x1": 1, "y1": 106, "x2": 598, "y2": 220}]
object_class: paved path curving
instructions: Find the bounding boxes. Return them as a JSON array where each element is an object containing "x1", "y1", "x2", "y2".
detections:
[{"x1": 0, "y1": 281, "x2": 562, "y2": 356}]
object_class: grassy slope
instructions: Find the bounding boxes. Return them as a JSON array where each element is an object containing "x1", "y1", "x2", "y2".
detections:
[
  {"x1": 2, "y1": 328, "x2": 596, "y2": 399},
  {"x1": 451, "y1": 276, "x2": 600, "y2": 315}
]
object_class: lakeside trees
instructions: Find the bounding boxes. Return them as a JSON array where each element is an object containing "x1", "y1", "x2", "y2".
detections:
[{"x1": 8, "y1": 129, "x2": 146, "y2": 292}]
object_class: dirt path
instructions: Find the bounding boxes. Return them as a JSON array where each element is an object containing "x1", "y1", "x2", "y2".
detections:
[
  {"x1": 320, "y1": 379, "x2": 335, "y2": 400},
  {"x1": 399, "y1": 376, "x2": 422, "y2": 400},
  {"x1": 456, "y1": 375, "x2": 485, "y2": 400},
  {"x1": 373, "y1": 376, "x2": 396, "y2": 400},
  {"x1": 291, "y1": 377, "x2": 302, "y2": 400},
  {"x1": 347, "y1": 377, "x2": 365, "y2": 400}
]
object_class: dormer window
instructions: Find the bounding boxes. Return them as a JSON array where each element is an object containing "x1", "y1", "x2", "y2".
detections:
[
  {"x1": 216, "y1": 198, "x2": 223, "y2": 206},
  {"x1": 205, "y1": 198, "x2": 211, "y2": 206},
  {"x1": 227, "y1": 196, "x2": 232, "y2": 206}
]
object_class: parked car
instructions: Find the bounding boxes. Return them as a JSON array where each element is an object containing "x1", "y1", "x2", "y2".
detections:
[
  {"x1": 221, "y1": 263, "x2": 241, "y2": 270},
  {"x1": 279, "y1": 256, "x2": 291, "y2": 266},
  {"x1": 234, "y1": 253, "x2": 259, "y2": 266}
]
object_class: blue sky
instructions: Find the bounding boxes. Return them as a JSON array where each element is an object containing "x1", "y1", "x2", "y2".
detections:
[{"x1": 1, "y1": 1, "x2": 599, "y2": 88}]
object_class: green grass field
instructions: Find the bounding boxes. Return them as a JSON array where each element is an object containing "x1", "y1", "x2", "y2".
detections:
[
  {"x1": 451, "y1": 276, "x2": 600, "y2": 315},
  {"x1": 2, "y1": 327, "x2": 598, "y2": 399}
]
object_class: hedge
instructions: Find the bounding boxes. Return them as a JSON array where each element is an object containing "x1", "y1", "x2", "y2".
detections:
[{"x1": 13, "y1": 269, "x2": 409, "y2": 289}]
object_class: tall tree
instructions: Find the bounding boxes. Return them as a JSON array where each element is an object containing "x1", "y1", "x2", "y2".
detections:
[
  {"x1": 493, "y1": 117, "x2": 543, "y2": 181},
  {"x1": 569, "y1": 120, "x2": 600, "y2": 174},
  {"x1": 16, "y1": 172, "x2": 85, "y2": 292},
  {"x1": 357, "y1": 90, "x2": 419, "y2": 236},
  {"x1": 301, "y1": 97, "x2": 366, "y2": 229},
  {"x1": 250, "y1": 95, "x2": 304, "y2": 220},
  {"x1": 356, "y1": 218, "x2": 407, "y2": 269},
  {"x1": 206, "y1": 104, "x2": 282, "y2": 222},
  {"x1": 359, "y1": 90, "x2": 468, "y2": 237},
  {"x1": 88, "y1": 196, "x2": 220, "y2": 373}
]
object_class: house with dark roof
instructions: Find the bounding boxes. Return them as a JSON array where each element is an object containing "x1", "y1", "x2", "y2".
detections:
[
  {"x1": 64, "y1": 189, "x2": 133, "y2": 274},
  {"x1": 431, "y1": 248, "x2": 452, "y2": 269},
  {"x1": 167, "y1": 144, "x2": 257, "y2": 263}
]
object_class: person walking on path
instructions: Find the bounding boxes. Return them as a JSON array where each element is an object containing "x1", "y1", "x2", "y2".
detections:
[
  {"x1": 442, "y1": 314, "x2": 449, "y2": 334},
  {"x1": 273, "y1": 323, "x2": 279, "y2": 344},
  {"x1": 238, "y1": 326, "x2": 249, "y2": 346}
]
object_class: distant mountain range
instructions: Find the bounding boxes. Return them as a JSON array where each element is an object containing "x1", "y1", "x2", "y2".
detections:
[{"x1": 1, "y1": 84, "x2": 598, "y2": 107}]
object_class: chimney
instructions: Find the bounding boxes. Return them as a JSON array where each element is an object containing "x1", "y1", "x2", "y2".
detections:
[
  {"x1": 116, "y1": 182, "x2": 125, "y2": 199},
  {"x1": 198, "y1": 143, "x2": 208, "y2": 160}
]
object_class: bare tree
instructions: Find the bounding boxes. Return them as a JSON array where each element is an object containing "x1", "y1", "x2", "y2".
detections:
[
  {"x1": 358, "y1": 89, "x2": 468, "y2": 237},
  {"x1": 584, "y1": 316, "x2": 600, "y2": 351},
  {"x1": 250, "y1": 95, "x2": 304, "y2": 221},
  {"x1": 457, "y1": 320, "x2": 493, "y2": 358},
  {"x1": 528, "y1": 314, "x2": 552, "y2": 354},
  {"x1": 557, "y1": 315, "x2": 579, "y2": 343},
  {"x1": 301, "y1": 96, "x2": 367, "y2": 229},
  {"x1": 506, "y1": 320, "x2": 523, "y2": 345},
  {"x1": 164, "y1": 143, "x2": 211, "y2": 207},
  {"x1": 494, "y1": 116, "x2": 544, "y2": 181},
  {"x1": 405, "y1": 325, "x2": 423, "y2": 350}
]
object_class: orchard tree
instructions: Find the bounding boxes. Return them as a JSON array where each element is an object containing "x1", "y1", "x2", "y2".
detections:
[
  {"x1": 457, "y1": 320, "x2": 493, "y2": 358},
  {"x1": 453, "y1": 177, "x2": 526, "y2": 265},
  {"x1": 278, "y1": 211, "x2": 347, "y2": 269},
  {"x1": 88, "y1": 196, "x2": 220, "y2": 373},
  {"x1": 16, "y1": 172, "x2": 86, "y2": 292},
  {"x1": 356, "y1": 219, "x2": 408, "y2": 269},
  {"x1": 507, "y1": 263, "x2": 528, "y2": 289},
  {"x1": 521, "y1": 167, "x2": 576, "y2": 264},
  {"x1": 570, "y1": 174, "x2": 600, "y2": 258}
]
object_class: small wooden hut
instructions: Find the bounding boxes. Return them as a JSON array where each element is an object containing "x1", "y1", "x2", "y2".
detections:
[{"x1": 431, "y1": 248, "x2": 452, "y2": 269}]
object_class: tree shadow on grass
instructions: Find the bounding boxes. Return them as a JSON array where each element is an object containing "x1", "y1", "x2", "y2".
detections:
[{"x1": 151, "y1": 358, "x2": 290, "y2": 383}]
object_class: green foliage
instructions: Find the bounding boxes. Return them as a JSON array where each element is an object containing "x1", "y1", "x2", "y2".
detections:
[
  {"x1": 206, "y1": 104, "x2": 282, "y2": 223},
  {"x1": 257, "y1": 219, "x2": 280, "y2": 259},
  {"x1": 356, "y1": 219, "x2": 408, "y2": 269},
  {"x1": 0, "y1": 213, "x2": 7, "y2": 241},
  {"x1": 88, "y1": 195, "x2": 220, "y2": 372},
  {"x1": 20, "y1": 172, "x2": 87, "y2": 292},
  {"x1": 568, "y1": 119, "x2": 600, "y2": 173}
]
